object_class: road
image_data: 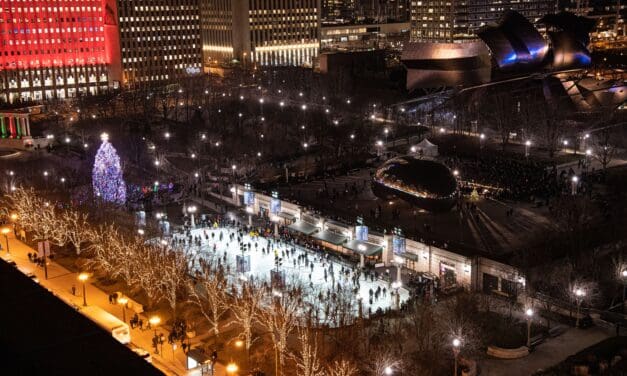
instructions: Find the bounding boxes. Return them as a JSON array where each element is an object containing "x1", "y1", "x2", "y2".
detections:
[{"x1": 1, "y1": 232, "x2": 227, "y2": 376}]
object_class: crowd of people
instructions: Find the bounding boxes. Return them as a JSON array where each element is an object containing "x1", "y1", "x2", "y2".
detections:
[
  {"x1": 443, "y1": 155, "x2": 561, "y2": 201},
  {"x1": 166, "y1": 213, "x2": 411, "y2": 321}
]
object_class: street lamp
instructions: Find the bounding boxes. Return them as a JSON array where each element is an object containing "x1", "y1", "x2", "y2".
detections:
[
  {"x1": 525, "y1": 308, "x2": 534, "y2": 347},
  {"x1": 574, "y1": 288, "x2": 586, "y2": 328},
  {"x1": 188, "y1": 205, "x2": 197, "y2": 228},
  {"x1": 117, "y1": 296, "x2": 129, "y2": 322},
  {"x1": 583, "y1": 133, "x2": 590, "y2": 151},
  {"x1": 78, "y1": 272, "x2": 89, "y2": 306},
  {"x1": 149, "y1": 315, "x2": 161, "y2": 354},
  {"x1": 452, "y1": 338, "x2": 461, "y2": 376},
  {"x1": 480, "y1": 133, "x2": 485, "y2": 149},
  {"x1": 525, "y1": 140, "x2": 531, "y2": 158},
  {"x1": 226, "y1": 362, "x2": 239, "y2": 374},
  {"x1": 1, "y1": 228, "x2": 10, "y2": 254},
  {"x1": 622, "y1": 269, "x2": 627, "y2": 305},
  {"x1": 391, "y1": 281, "x2": 402, "y2": 310},
  {"x1": 571, "y1": 175, "x2": 579, "y2": 195},
  {"x1": 384, "y1": 366, "x2": 393, "y2": 375},
  {"x1": 246, "y1": 206, "x2": 254, "y2": 227},
  {"x1": 376, "y1": 140, "x2": 384, "y2": 156}
]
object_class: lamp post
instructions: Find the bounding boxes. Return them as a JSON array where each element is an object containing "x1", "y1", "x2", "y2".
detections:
[
  {"x1": 149, "y1": 315, "x2": 161, "y2": 354},
  {"x1": 574, "y1": 288, "x2": 586, "y2": 328},
  {"x1": 525, "y1": 308, "x2": 534, "y2": 347},
  {"x1": 246, "y1": 206, "x2": 254, "y2": 227},
  {"x1": 1, "y1": 228, "x2": 10, "y2": 254},
  {"x1": 621, "y1": 270, "x2": 627, "y2": 310},
  {"x1": 582, "y1": 133, "x2": 590, "y2": 152},
  {"x1": 376, "y1": 140, "x2": 384, "y2": 156},
  {"x1": 525, "y1": 140, "x2": 531, "y2": 158},
  {"x1": 78, "y1": 272, "x2": 89, "y2": 306},
  {"x1": 480, "y1": 133, "x2": 485, "y2": 149},
  {"x1": 452, "y1": 338, "x2": 461, "y2": 376},
  {"x1": 571, "y1": 175, "x2": 579, "y2": 195},
  {"x1": 188, "y1": 205, "x2": 197, "y2": 228},
  {"x1": 118, "y1": 296, "x2": 129, "y2": 322},
  {"x1": 391, "y1": 281, "x2": 402, "y2": 310},
  {"x1": 226, "y1": 362, "x2": 239, "y2": 375},
  {"x1": 384, "y1": 366, "x2": 393, "y2": 375}
]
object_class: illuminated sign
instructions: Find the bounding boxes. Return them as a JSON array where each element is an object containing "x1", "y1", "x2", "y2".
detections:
[
  {"x1": 270, "y1": 198, "x2": 281, "y2": 214},
  {"x1": 355, "y1": 225, "x2": 368, "y2": 241},
  {"x1": 244, "y1": 191, "x2": 255, "y2": 206}
]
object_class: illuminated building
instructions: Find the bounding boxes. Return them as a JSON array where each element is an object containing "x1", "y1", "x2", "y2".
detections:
[
  {"x1": 402, "y1": 10, "x2": 595, "y2": 91},
  {"x1": 116, "y1": 0, "x2": 202, "y2": 87},
  {"x1": 322, "y1": 0, "x2": 353, "y2": 22},
  {"x1": 320, "y1": 22, "x2": 410, "y2": 51},
  {"x1": 201, "y1": 0, "x2": 320, "y2": 67},
  {"x1": 409, "y1": 0, "x2": 556, "y2": 43},
  {"x1": 0, "y1": 0, "x2": 111, "y2": 104}
]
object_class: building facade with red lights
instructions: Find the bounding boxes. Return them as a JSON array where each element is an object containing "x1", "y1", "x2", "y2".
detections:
[
  {"x1": 1, "y1": 0, "x2": 203, "y2": 102},
  {"x1": 0, "y1": 0, "x2": 116, "y2": 104}
]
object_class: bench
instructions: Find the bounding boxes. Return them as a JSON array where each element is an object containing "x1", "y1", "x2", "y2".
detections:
[
  {"x1": 487, "y1": 345, "x2": 529, "y2": 359},
  {"x1": 529, "y1": 334, "x2": 544, "y2": 347},
  {"x1": 548, "y1": 325, "x2": 566, "y2": 337}
]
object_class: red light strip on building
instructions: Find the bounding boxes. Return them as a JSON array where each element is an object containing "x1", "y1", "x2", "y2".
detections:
[{"x1": 0, "y1": 0, "x2": 107, "y2": 71}]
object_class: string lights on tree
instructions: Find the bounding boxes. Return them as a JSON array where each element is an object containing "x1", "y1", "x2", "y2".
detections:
[{"x1": 92, "y1": 132, "x2": 126, "y2": 205}]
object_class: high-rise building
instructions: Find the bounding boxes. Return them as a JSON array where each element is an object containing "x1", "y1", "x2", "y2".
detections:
[
  {"x1": 0, "y1": 0, "x2": 111, "y2": 104},
  {"x1": 114, "y1": 0, "x2": 202, "y2": 87},
  {"x1": 322, "y1": 0, "x2": 354, "y2": 22},
  {"x1": 201, "y1": 0, "x2": 320, "y2": 67},
  {"x1": 409, "y1": 0, "x2": 557, "y2": 43}
]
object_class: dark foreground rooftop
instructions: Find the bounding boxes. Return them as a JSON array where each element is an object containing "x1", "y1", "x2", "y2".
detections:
[{"x1": 0, "y1": 259, "x2": 163, "y2": 376}]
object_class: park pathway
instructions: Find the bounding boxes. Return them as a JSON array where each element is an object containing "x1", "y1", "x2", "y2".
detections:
[{"x1": 478, "y1": 326, "x2": 612, "y2": 375}]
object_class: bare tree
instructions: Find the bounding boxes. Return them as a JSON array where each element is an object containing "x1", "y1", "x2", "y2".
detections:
[
  {"x1": 59, "y1": 209, "x2": 92, "y2": 255},
  {"x1": 259, "y1": 288, "x2": 303, "y2": 376},
  {"x1": 594, "y1": 129, "x2": 616, "y2": 174},
  {"x1": 228, "y1": 281, "x2": 266, "y2": 363},
  {"x1": 159, "y1": 247, "x2": 192, "y2": 318},
  {"x1": 187, "y1": 262, "x2": 228, "y2": 336},
  {"x1": 291, "y1": 326, "x2": 325, "y2": 376},
  {"x1": 480, "y1": 90, "x2": 517, "y2": 150},
  {"x1": 369, "y1": 348, "x2": 403, "y2": 376},
  {"x1": 327, "y1": 360, "x2": 359, "y2": 376}
]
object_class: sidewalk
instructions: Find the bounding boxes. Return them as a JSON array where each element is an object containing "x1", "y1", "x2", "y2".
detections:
[
  {"x1": 1, "y1": 233, "x2": 227, "y2": 376},
  {"x1": 478, "y1": 326, "x2": 611, "y2": 375}
]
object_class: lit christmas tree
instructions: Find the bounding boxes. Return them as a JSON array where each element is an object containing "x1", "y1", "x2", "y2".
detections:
[{"x1": 92, "y1": 133, "x2": 126, "y2": 205}]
